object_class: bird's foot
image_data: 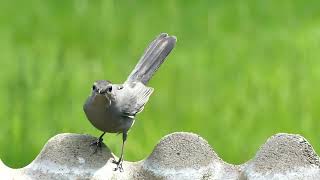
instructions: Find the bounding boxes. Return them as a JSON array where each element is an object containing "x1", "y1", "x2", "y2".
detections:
[
  {"x1": 112, "y1": 158, "x2": 124, "y2": 172},
  {"x1": 90, "y1": 137, "x2": 103, "y2": 154}
]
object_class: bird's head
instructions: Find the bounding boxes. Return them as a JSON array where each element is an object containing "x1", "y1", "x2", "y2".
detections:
[{"x1": 91, "y1": 80, "x2": 113, "y2": 97}]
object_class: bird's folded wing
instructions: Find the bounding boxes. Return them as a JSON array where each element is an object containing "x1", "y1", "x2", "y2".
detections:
[{"x1": 117, "y1": 82, "x2": 154, "y2": 117}]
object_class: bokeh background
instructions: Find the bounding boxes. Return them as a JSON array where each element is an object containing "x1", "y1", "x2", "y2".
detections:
[{"x1": 1, "y1": 0, "x2": 320, "y2": 168}]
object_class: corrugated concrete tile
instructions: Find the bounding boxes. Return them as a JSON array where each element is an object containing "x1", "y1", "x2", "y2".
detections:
[{"x1": 0, "y1": 132, "x2": 319, "y2": 180}]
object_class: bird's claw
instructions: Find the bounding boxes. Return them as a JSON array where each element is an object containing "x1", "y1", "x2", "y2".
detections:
[
  {"x1": 90, "y1": 138, "x2": 103, "y2": 154},
  {"x1": 90, "y1": 139, "x2": 102, "y2": 147},
  {"x1": 112, "y1": 158, "x2": 124, "y2": 172}
]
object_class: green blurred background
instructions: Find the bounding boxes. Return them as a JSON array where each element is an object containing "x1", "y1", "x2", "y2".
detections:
[{"x1": 1, "y1": 0, "x2": 320, "y2": 168}]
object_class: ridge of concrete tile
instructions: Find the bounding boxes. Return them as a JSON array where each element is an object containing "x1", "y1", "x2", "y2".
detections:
[{"x1": 240, "y1": 133, "x2": 320, "y2": 180}]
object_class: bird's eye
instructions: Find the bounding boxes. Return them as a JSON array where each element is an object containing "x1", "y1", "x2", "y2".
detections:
[
  {"x1": 92, "y1": 85, "x2": 97, "y2": 91},
  {"x1": 107, "y1": 86, "x2": 112, "y2": 92}
]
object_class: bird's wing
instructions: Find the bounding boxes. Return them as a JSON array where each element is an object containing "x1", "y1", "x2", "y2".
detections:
[{"x1": 115, "y1": 82, "x2": 154, "y2": 117}]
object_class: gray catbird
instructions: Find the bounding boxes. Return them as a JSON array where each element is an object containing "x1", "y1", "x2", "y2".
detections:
[{"x1": 83, "y1": 33, "x2": 177, "y2": 171}]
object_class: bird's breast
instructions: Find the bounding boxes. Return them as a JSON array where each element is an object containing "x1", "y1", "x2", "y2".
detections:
[{"x1": 83, "y1": 95, "x2": 134, "y2": 133}]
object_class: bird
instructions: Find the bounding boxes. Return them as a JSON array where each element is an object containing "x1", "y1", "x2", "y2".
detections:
[{"x1": 83, "y1": 33, "x2": 177, "y2": 171}]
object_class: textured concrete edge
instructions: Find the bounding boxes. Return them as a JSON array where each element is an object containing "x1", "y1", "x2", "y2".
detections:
[{"x1": 0, "y1": 132, "x2": 319, "y2": 180}]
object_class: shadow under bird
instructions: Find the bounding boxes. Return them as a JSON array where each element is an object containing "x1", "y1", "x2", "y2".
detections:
[{"x1": 83, "y1": 33, "x2": 177, "y2": 171}]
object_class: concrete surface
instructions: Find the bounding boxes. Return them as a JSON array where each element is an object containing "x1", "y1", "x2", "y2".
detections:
[{"x1": 0, "y1": 132, "x2": 319, "y2": 180}]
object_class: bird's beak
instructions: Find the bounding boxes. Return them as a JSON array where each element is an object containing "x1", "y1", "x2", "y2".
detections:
[{"x1": 98, "y1": 89, "x2": 106, "y2": 94}]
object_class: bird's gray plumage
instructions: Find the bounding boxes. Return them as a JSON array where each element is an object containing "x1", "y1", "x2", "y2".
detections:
[
  {"x1": 114, "y1": 82, "x2": 154, "y2": 117},
  {"x1": 83, "y1": 33, "x2": 176, "y2": 171},
  {"x1": 126, "y1": 33, "x2": 176, "y2": 84}
]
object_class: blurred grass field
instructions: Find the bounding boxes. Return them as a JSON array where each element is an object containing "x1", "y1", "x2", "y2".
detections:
[{"x1": 1, "y1": 0, "x2": 320, "y2": 168}]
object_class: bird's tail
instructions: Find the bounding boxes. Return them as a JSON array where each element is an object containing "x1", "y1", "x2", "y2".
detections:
[{"x1": 126, "y1": 33, "x2": 177, "y2": 85}]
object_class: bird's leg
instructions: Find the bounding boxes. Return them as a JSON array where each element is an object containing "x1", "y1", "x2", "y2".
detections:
[
  {"x1": 113, "y1": 131, "x2": 127, "y2": 172},
  {"x1": 90, "y1": 132, "x2": 106, "y2": 154}
]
